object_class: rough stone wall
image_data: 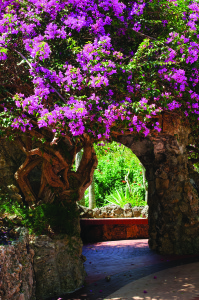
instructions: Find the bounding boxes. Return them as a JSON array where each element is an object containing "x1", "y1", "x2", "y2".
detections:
[
  {"x1": 147, "y1": 115, "x2": 199, "y2": 254},
  {"x1": 117, "y1": 113, "x2": 199, "y2": 254},
  {"x1": 0, "y1": 225, "x2": 86, "y2": 300},
  {"x1": 0, "y1": 227, "x2": 36, "y2": 300},
  {"x1": 78, "y1": 204, "x2": 148, "y2": 218},
  {"x1": 29, "y1": 219, "x2": 86, "y2": 300}
]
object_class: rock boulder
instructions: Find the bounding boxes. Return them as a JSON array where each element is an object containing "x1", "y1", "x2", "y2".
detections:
[{"x1": 77, "y1": 204, "x2": 148, "y2": 218}]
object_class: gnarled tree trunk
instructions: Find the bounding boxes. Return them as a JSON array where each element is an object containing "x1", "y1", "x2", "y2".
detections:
[{"x1": 13, "y1": 131, "x2": 98, "y2": 209}]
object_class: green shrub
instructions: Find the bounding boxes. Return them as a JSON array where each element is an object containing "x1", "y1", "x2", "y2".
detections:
[
  {"x1": 0, "y1": 195, "x2": 79, "y2": 236},
  {"x1": 0, "y1": 197, "x2": 47, "y2": 235},
  {"x1": 84, "y1": 142, "x2": 147, "y2": 207},
  {"x1": 105, "y1": 184, "x2": 146, "y2": 208}
]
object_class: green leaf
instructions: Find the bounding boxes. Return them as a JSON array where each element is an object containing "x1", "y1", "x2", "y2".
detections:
[{"x1": 0, "y1": 48, "x2": 7, "y2": 53}]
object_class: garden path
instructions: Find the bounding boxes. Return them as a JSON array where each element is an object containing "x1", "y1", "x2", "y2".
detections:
[{"x1": 47, "y1": 239, "x2": 199, "y2": 300}]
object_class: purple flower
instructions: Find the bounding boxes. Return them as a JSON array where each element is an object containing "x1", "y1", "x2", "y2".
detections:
[
  {"x1": 0, "y1": 0, "x2": 199, "y2": 142},
  {"x1": 162, "y1": 20, "x2": 168, "y2": 27}
]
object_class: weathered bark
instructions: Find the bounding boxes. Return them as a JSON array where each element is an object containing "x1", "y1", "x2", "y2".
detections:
[
  {"x1": 116, "y1": 113, "x2": 199, "y2": 254},
  {"x1": 13, "y1": 133, "x2": 98, "y2": 208},
  {"x1": 14, "y1": 156, "x2": 43, "y2": 204}
]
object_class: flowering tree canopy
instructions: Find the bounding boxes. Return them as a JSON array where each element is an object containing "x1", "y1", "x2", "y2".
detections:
[{"x1": 0, "y1": 0, "x2": 199, "y2": 206}]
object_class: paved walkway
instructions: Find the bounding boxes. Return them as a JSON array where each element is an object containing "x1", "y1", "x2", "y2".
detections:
[{"x1": 47, "y1": 239, "x2": 199, "y2": 300}]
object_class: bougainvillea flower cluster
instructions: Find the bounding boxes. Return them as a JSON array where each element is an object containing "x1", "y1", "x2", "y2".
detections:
[{"x1": 0, "y1": 0, "x2": 199, "y2": 145}]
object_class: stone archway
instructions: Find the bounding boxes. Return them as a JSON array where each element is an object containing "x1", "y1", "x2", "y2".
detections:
[
  {"x1": 1, "y1": 111, "x2": 199, "y2": 257},
  {"x1": 116, "y1": 113, "x2": 199, "y2": 254}
]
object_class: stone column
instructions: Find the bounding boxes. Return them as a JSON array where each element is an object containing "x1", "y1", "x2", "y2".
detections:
[
  {"x1": 116, "y1": 113, "x2": 199, "y2": 254},
  {"x1": 147, "y1": 115, "x2": 199, "y2": 254},
  {"x1": 29, "y1": 214, "x2": 86, "y2": 300}
]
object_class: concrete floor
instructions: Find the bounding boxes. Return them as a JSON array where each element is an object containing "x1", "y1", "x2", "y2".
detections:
[{"x1": 47, "y1": 239, "x2": 199, "y2": 300}]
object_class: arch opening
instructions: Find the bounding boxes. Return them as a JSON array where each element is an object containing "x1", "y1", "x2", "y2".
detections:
[{"x1": 78, "y1": 141, "x2": 148, "y2": 210}]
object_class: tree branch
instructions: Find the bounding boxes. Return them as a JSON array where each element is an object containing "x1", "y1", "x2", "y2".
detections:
[
  {"x1": 132, "y1": 30, "x2": 158, "y2": 41},
  {"x1": 14, "y1": 50, "x2": 67, "y2": 104},
  {"x1": 15, "y1": 137, "x2": 29, "y2": 154}
]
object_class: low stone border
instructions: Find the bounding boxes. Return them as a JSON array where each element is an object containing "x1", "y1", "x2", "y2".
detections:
[
  {"x1": 0, "y1": 225, "x2": 86, "y2": 300},
  {"x1": 80, "y1": 218, "x2": 149, "y2": 242},
  {"x1": 78, "y1": 203, "x2": 149, "y2": 219},
  {"x1": 0, "y1": 227, "x2": 36, "y2": 300},
  {"x1": 29, "y1": 232, "x2": 85, "y2": 300}
]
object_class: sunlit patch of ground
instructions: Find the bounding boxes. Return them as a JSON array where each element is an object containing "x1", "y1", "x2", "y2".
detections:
[{"x1": 105, "y1": 262, "x2": 199, "y2": 300}]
